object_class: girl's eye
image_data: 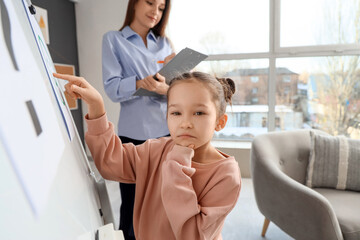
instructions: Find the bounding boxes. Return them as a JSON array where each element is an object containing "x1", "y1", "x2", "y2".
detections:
[
  {"x1": 146, "y1": 1, "x2": 153, "y2": 5},
  {"x1": 171, "y1": 112, "x2": 181, "y2": 116},
  {"x1": 195, "y1": 112, "x2": 205, "y2": 116},
  {"x1": 159, "y1": 8, "x2": 165, "y2": 12}
]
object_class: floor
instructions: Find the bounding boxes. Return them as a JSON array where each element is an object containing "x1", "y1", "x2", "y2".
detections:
[
  {"x1": 105, "y1": 178, "x2": 294, "y2": 240},
  {"x1": 222, "y1": 178, "x2": 293, "y2": 240}
]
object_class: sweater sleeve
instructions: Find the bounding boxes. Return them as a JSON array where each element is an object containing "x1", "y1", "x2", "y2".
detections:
[
  {"x1": 161, "y1": 145, "x2": 241, "y2": 240},
  {"x1": 85, "y1": 113, "x2": 147, "y2": 183}
]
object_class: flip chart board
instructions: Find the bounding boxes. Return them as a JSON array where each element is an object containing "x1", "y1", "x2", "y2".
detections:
[{"x1": 0, "y1": 0, "x2": 111, "y2": 239}]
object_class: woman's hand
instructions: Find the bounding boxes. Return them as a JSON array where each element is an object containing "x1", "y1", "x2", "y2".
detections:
[
  {"x1": 53, "y1": 73, "x2": 105, "y2": 119},
  {"x1": 135, "y1": 53, "x2": 176, "y2": 95},
  {"x1": 136, "y1": 73, "x2": 169, "y2": 95},
  {"x1": 164, "y1": 52, "x2": 175, "y2": 65}
]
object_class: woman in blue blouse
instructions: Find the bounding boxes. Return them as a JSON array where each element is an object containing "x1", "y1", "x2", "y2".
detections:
[{"x1": 102, "y1": 0, "x2": 174, "y2": 239}]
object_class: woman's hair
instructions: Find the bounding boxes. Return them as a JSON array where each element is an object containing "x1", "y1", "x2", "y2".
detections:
[
  {"x1": 120, "y1": 0, "x2": 171, "y2": 37},
  {"x1": 167, "y1": 72, "x2": 236, "y2": 117}
]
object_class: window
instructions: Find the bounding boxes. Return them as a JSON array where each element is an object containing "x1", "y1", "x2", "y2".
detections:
[
  {"x1": 168, "y1": 0, "x2": 268, "y2": 54},
  {"x1": 168, "y1": 0, "x2": 360, "y2": 141},
  {"x1": 251, "y1": 76, "x2": 259, "y2": 83},
  {"x1": 280, "y1": 0, "x2": 359, "y2": 47},
  {"x1": 283, "y1": 86, "x2": 290, "y2": 94},
  {"x1": 282, "y1": 76, "x2": 291, "y2": 82},
  {"x1": 275, "y1": 117, "x2": 281, "y2": 128},
  {"x1": 277, "y1": 56, "x2": 360, "y2": 135}
]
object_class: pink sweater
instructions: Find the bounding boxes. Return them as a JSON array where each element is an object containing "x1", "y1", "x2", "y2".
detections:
[{"x1": 85, "y1": 114, "x2": 241, "y2": 240}]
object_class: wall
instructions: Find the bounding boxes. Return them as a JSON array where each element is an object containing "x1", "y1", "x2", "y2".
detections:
[
  {"x1": 74, "y1": 0, "x2": 127, "y2": 141},
  {"x1": 32, "y1": 0, "x2": 85, "y2": 145},
  {"x1": 73, "y1": 0, "x2": 252, "y2": 176}
]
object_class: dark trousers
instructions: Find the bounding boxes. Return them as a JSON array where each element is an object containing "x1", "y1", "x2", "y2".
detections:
[{"x1": 118, "y1": 136, "x2": 145, "y2": 240}]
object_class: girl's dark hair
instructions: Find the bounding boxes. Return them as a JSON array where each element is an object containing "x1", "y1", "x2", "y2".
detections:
[
  {"x1": 168, "y1": 72, "x2": 236, "y2": 117},
  {"x1": 120, "y1": 0, "x2": 171, "y2": 37}
]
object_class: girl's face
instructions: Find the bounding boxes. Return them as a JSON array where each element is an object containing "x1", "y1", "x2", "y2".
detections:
[
  {"x1": 133, "y1": 0, "x2": 165, "y2": 30},
  {"x1": 167, "y1": 80, "x2": 224, "y2": 149}
]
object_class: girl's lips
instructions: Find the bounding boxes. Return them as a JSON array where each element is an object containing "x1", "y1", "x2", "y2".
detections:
[{"x1": 178, "y1": 134, "x2": 195, "y2": 138}]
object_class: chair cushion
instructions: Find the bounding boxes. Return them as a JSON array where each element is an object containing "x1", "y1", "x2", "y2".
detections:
[
  {"x1": 306, "y1": 131, "x2": 360, "y2": 191},
  {"x1": 314, "y1": 188, "x2": 360, "y2": 240}
]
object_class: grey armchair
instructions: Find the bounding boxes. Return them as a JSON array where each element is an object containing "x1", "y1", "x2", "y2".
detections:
[{"x1": 250, "y1": 130, "x2": 360, "y2": 240}]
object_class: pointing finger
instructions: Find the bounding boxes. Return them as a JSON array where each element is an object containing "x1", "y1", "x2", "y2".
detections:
[{"x1": 53, "y1": 73, "x2": 88, "y2": 86}]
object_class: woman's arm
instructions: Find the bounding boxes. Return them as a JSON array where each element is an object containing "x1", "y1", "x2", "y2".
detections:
[
  {"x1": 161, "y1": 145, "x2": 241, "y2": 239},
  {"x1": 102, "y1": 33, "x2": 138, "y2": 102}
]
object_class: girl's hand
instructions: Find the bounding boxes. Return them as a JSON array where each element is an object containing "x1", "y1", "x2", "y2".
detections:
[
  {"x1": 53, "y1": 73, "x2": 105, "y2": 119},
  {"x1": 136, "y1": 73, "x2": 169, "y2": 95},
  {"x1": 187, "y1": 144, "x2": 195, "y2": 149},
  {"x1": 175, "y1": 143, "x2": 195, "y2": 149}
]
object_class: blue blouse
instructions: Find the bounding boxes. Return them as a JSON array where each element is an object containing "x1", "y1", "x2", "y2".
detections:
[{"x1": 102, "y1": 26, "x2": 173, "y2": 140}]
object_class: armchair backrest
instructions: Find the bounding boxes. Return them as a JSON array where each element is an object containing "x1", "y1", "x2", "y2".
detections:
[{"x1": 251, "y1": 129, "x2": 312, "y2": 184}]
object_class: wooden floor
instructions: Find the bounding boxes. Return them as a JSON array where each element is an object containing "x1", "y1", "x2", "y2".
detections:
[{"x1": 106, "y1": 178, "x2": 294, "y2": 240}]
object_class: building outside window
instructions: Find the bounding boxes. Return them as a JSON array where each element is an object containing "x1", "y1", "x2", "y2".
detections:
[{"x1": 168, "y1": 0, "x2": 360, "y2": 141}]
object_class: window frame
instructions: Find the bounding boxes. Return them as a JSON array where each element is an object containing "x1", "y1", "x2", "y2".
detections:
[{"x1": 205, "y1": 0, "x2": 360, "y2": 137}]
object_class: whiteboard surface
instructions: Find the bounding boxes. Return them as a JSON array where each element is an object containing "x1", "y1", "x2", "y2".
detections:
[{"x1": 0, "y1": 0, "x2": 103, "y2": 239}]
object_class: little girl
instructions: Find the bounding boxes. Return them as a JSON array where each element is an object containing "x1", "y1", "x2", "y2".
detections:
[{"x1": 54, "y1": 71, "x2": 241, "y2": 240}]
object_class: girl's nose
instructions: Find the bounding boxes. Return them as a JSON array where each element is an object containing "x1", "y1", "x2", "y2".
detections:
[{"x1": 180, "y1": 118, "x2": 193, "y2": 129}]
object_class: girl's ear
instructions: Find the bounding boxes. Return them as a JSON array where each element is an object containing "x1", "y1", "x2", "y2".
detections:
[{"x1": 215, "y1": 114, "x2": 228, "y2": 131}]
